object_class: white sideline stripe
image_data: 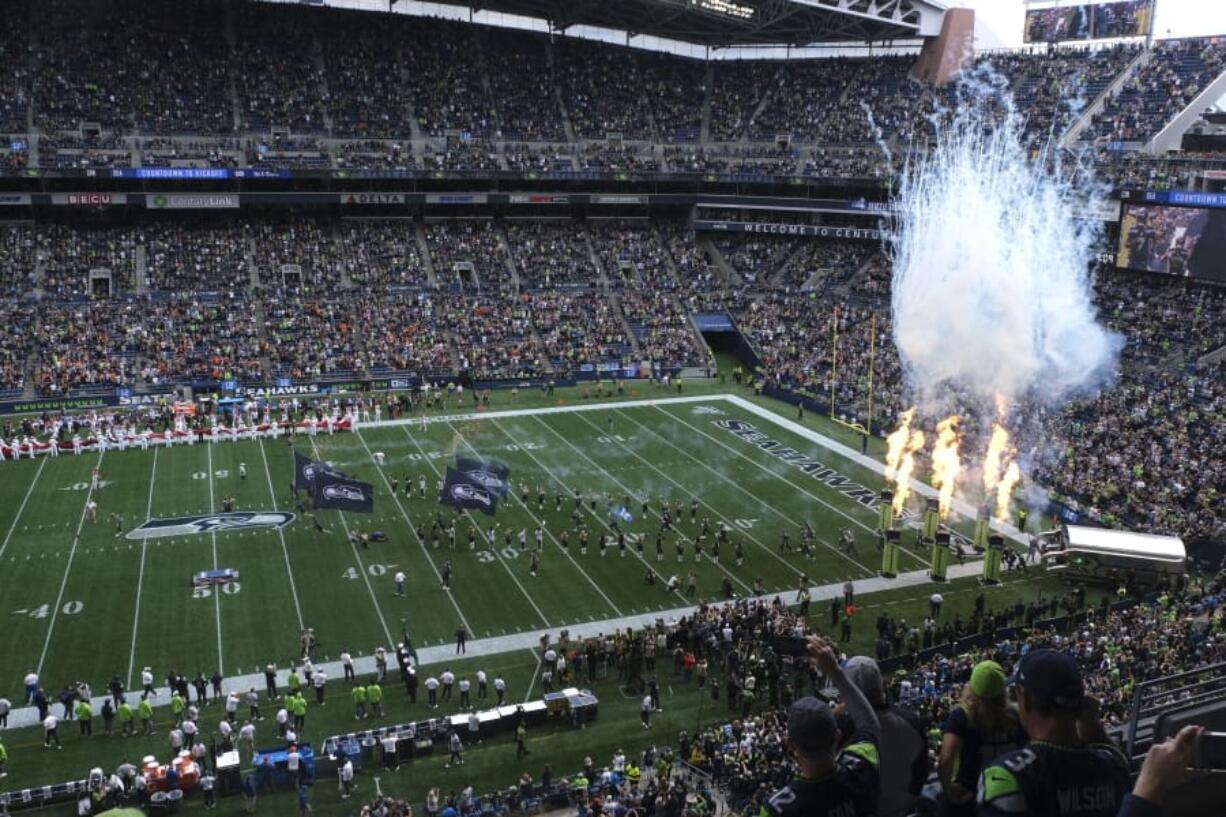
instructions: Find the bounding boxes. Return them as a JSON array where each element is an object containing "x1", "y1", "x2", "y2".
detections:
[
  {"x1": 356, "y1": 394, "x2": 715, "y2": 430},
  {"x1": 523, "y1": 648, "x2": 543, "y2": 703},
  {"x1": 408, "y1": 423, "x2": 551, "y2": 628},
  {"x1": 207, "y1": 444, "x2": 224, "y2": 675},
  {"x1": 0, "y1": 456, "x2": 47, "y2": 561},
  {"x1": 719, "y1": 395, "x2": 1029, "y2": 546},
  {"x1": 351, "y1": 429, "x2": 473, "y2": 635},
  {"x1": 36, "y1": 452, "x2": 104, "y2": 676},
  {"x1": 455, "y1": 421, "x2": 624, "y2": 618},
  {"x1": 257, "y1": 437, "x2": 306, "y2": 632},
  {"x1": 0, "y1": 560, "x2": 984, "y2": 730},
  {"x1": 126, "y1": 447, "x2": 158, "y2": 689},
  {"x1": 308, "y1": 436, "x2": 397, "y2": 648}
]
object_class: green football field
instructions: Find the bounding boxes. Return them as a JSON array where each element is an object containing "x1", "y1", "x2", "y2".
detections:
[
  {"x1": 0, "y1": 391, "x2": 966, "y2": 688},
  {"x1": 0, "y1": 386, "x2": 1066, "y2": 814}
]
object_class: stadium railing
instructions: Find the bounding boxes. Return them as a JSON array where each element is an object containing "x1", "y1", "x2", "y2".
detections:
[{"x1": 1123, "y1": 659, "x2": 1226, "y2": 762}]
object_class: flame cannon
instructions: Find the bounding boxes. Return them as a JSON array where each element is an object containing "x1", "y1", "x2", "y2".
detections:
[{"x1": 879, "y1": 490, "x2": 901, "y2": 578}]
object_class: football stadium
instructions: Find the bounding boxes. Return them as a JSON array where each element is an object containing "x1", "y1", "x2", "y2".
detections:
[{"x1": 0, "y1": 0, "x2": 1224, "y2": 816}]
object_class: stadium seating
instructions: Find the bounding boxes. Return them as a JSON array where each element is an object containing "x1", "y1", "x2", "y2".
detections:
[
  {"x1": 0, "y1": 0, "x2": 1217, "y2": 566},
  {"x1": 1082, "y1": 37, "x2": 1226, "y2": 144}
]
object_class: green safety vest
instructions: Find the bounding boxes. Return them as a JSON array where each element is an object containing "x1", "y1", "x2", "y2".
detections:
[{"x1": 352, "y1": 686, "x2": 366, "y2": 703}]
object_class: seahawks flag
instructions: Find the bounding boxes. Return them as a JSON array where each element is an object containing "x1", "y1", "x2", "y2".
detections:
[
  {"x1": 294, "y1": 452, "x2": 340, "y2": 493},
  {"x1": 454, "y1": 456, "x2": 511, "y2": 497},
  {"x1": 313, "y1": 470, "x2": 375, "y2": 513},
  {"x1": 441, "y1": 467, "x2": 499, "y2": 515}
]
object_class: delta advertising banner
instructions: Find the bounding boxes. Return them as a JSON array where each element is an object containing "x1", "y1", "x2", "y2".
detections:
[{"x1": 1024, "y1": 0, "x2": 1152, "y2": 44}]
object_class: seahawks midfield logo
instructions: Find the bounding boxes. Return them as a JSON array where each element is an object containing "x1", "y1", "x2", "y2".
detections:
[
  {"x1": 450, "y1": 483, "x2": 493, "y2": 508},
  {"x1": 463, "y1": 470, "x2": 506, "y2": 494},
  {"x1": 322, "y1": 484, "x2": 365, "y2": 502},
  {"x1": 127, "y1": 512, "x2": 296, "y2": 540}
]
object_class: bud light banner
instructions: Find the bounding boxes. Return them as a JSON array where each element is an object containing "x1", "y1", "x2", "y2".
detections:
[
  {"x1": 312, "y1": 470, "x2": 374, "y2": 513},
  {"x1": 440, "y1": 467, "x2": 500, "y2": 516}
]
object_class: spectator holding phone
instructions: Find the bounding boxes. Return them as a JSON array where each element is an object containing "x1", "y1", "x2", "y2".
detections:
[{"x1": 1117, "y1": 725, "x2": 1204, "y2": 817}]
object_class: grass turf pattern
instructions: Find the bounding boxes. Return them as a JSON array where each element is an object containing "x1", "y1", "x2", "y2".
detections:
[{"x1": 0, "y1": 385, "x2": 1068, "y2": 814}]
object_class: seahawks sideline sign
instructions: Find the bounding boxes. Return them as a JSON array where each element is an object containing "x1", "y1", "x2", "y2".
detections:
[{"x1": 127, "y1": 512, "x2": 295, "y2": 540}]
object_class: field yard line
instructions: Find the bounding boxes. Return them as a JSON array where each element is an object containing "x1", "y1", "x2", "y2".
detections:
[
  {"x1": 307, "y1": 436, "x2": 396, "y2": 648},
  {"x1": 652, "y1": 404, "x2": 926, "y2": 564},
  {"x1": 617, "y1": 409, "x2": 880, "y2": 577},
  {"x1": 0, "y1": 560, "x2": 989, "y2": 730},
  {"x1": 351, "y1": 429, "x2": 472, "y2": 634},
  {"x1": 657, "y1": 405, "x2": 884, "y2": 540},
  {"x1": 126, "y1": 446, "x2": 158, "y2": 689},
  {"x1": 488, "y1": 420, "x2": 692, "y2": 606},
  {"x1": 451, "y1": 422, "x2": 623, "y2": 618},
  {"x1": 0, "y1": 455, "x2": 46, "y2": 561},
  {"x1": 256, "y1": 437, "x2": 306, "y2": 632},
  {"x1": 401, "y1": 426, "x2": 551, "y2": 629},
  {"x1": 722, "y1": 395, "x2": 1027, "y2": 544},
  {"x1": 523, "y1": 648, "x2": 543, "y2": 703},
  {"x1": 207, "y1": 444, "x2": 224, "y2": 675},
  {"x1": 527, "y1": 415, "x2": 755, "y2": 595},
  {"x1": 36, "y1": 451, "x2": 104, "y2": 675},
  {"x1": 596, "y1": 409, "x2": 873, "y2": 578}
]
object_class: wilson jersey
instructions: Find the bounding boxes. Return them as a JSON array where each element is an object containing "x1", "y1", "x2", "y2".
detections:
[
  {"x1": 977, "y1": 741, "x2": 1131, "y2": 817},
  {"x1": 760, "y1": 732, "x2": 879, "y2": 817}
]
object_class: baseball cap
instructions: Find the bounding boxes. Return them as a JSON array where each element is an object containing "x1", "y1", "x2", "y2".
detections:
[
  {"x1": 843, "y1": 656, "x2": 885, "y2": 704},
  {"x1": 786, "y1": 696, "x2": 837, "y2": 758},
  {"x1": 1007, "y1": 649, "x2": 1084, "y2": 711},
  {"x1": 969, "y1": 661, "x2": 1006, "y2": 699}
]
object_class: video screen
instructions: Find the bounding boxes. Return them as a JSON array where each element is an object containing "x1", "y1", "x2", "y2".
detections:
[
  {"x1": 1024, "y1": 1, "x2": 1152, "y2": 43},
  {"x1": 1092, "y1": 0, "x2": 1153, "y2": 39},
  {"x1": 1118, "y1": 204, "x2": 1226, "y2": 282},
  {"x1": 1024, "y1": 6, "x2": 1090, "y2": 43}
]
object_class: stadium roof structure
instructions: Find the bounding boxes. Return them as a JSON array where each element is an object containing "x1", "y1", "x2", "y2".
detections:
[{"x1": 442, "y1": 0, "x2": 950, "y2": 46}]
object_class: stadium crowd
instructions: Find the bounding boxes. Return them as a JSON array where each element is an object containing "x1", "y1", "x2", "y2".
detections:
[
  {"x1": 1083, "y1": 38, "x2": 1226, "y2": 144},
  {"x1": 2, "y1": 5, "x2": 1225, "y2": 817},
  {"x1": 1, "y1": 205, "x2": 1222, "y2": 547},
  {"x1": 8, "y1": 556, "x2": 1219, "y2": 817}
]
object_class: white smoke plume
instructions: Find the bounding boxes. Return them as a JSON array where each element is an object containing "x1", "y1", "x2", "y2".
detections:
[{"x1": 887, "y1": 78, "x2": 1122, "y2": 409}]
